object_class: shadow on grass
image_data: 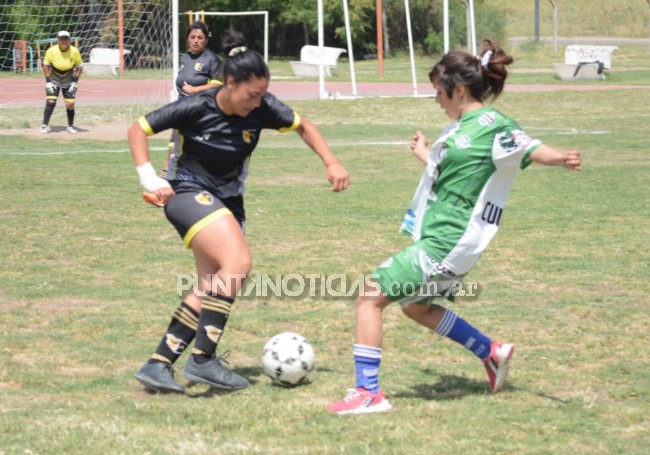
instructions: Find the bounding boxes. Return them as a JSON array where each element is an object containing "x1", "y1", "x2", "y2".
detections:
[{"x1": 393, "y1": 372, "x2": 517, "y2": 400}]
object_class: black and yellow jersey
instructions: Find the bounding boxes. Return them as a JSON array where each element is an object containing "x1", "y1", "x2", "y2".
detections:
[
  {"x1": 176, "y1": 50, "x2": 222, "y2": 97},
  {"x1": 43, "y1": 45, "x2": 83, "y2": 88},
  {"x1": 138, "y1": 87, "x2": 300, "y2": 199}
]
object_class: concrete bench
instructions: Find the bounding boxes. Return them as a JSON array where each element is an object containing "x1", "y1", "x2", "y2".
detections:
[
  {"x1": 84, "y1": 47, "x2": 131, "y2": 76},
  {"x1": 554, "y1": 45, "x2": 618, "y2": 81},
  {"x1": 289, "y1": 45, "x2": 346, "y2": 78}
]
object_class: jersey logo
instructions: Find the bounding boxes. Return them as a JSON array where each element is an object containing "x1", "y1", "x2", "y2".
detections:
[
  {"x1": 496, "y1": 130, "x2": 532, "y2": 154},
  {"x1": 242, "y1": 129, "x2": 254, "y2": 144},
  {"x1": 195, "y1": 191, "x2": 214, "y2": 205},
  {"x1": 478, "y1": 112, "x2": 496, "y2": 126},
  {"x1": 454, "y1": 135, "x2": 472, "y2": 149},
  {"x1": 194, "y1": 62, "x2": 203, "y2": 71}
]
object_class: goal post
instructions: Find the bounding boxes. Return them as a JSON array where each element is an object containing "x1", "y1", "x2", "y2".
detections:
[{"x1": 0, "y1": 0, "x2": 174, "y2": 111}]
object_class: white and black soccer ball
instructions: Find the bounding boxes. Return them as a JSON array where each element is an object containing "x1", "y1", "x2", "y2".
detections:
[{"x1": 261, "y1": 332, "x2": 315, "y2": 386}]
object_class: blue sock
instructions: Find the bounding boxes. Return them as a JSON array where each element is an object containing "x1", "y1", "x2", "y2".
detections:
[
  {"x1": 434, "y1": 308, "x2": 492, "y2": 360},
  {"x1": 353, "y1": 344, "x2": 381, "y2": 394}
]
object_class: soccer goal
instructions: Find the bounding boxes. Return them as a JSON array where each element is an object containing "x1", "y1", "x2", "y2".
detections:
[{"x1": 0, "y1": 0, "x2": 174, "y2": 110}]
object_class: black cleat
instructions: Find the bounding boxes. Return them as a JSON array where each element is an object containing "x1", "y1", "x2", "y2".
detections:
[
  {"x1": 183, "y1": 355, "x2": 249, "y2": 390},
  {"x1": 135, "y1": 361, "x2": 185, "y2": 394}
]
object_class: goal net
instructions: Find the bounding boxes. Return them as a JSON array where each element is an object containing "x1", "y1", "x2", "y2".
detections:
[{"x1": 0, "y1": 0, "x2": 173, "y2": 114}]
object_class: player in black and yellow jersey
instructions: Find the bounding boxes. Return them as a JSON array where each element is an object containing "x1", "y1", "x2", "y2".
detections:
[
  {"x1": 129, "y1": 31, "x2": 350, "y2": 394},
  {"x1": 41, "y1": 30, "x2": 83, "y2": 134}
]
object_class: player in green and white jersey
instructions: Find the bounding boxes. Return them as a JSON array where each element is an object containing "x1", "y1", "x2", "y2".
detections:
[{"x1": 328, "y1": 39, "x2": 582, "y2": 415}]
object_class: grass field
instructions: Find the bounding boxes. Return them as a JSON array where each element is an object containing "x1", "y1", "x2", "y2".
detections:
[{"x1": 1, "y1": 53, "x2": 649, "y2": 454}]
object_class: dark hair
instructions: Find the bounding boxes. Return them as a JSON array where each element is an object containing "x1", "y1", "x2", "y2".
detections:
[
  {"x1": 186, "y1": 21, "x2": 210, "y2": 40},
  {"x1": 221, "y1": 30, "x2": 269, "y2": 83},
  {"x1": 428, "y1": 39, "x2": 514, "y2": 101}
]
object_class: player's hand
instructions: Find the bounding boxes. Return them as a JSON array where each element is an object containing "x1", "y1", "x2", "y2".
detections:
[
  {"x1": 325, "y1": 162, "x2": 350, "y2": 192},
  {"x1": 68, "y1": 82, "x2": 78, "y2": 95},
  {"x1": 562, "y1": 151, "x2": 581, "y2": 171},
  {"x1": 410, "y1": 131, "x2": 430, "y2": 163},
  {"x1": 182, "y1": 81, "x2": 195, "y2": 95},
  {"x1": 136, "y1": 162, "x2": 174, "y2": 202}
]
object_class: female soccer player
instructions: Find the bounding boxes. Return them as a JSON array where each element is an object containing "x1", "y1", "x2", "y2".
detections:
[
  {"x1": 40, "y1": 30, "x2": 83, "y2": 134},
  {"x1": 328, "y1": 40, "x2": 581, "y2": 414},
  {"x1": 144, "y1": 21, "x2": 223, "y2": 207},
  {"x1": 129, "y1": 31, "x2": 350, "y2": 394}
]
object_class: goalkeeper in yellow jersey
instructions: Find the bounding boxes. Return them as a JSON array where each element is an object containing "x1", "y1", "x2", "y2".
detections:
[{"x1": 41, "y1": 30, "x2": 83, "y2": 134}]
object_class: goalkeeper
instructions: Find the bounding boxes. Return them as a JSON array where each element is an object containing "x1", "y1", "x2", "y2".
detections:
[{"x1": 40, "y1": 30, "x2": 83, "y2": 134}]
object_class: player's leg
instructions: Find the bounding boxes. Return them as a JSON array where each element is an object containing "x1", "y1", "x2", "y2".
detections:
[
  {"x1": 160, "y1": 188, "x2": 251, "y2": 389},
  {"x1": 181, "y1": 213, "x2": 251, "y2": 390},
  {"x1": 63, "y1": 91, "x2": 77, "y2": 133},
  {"x1": 400, "y1": 288, "x2": 514, "y2": 393},
  {"x1": 41, "y1": 84, "x2": 58, "y2": 133},
  {"x1": 327, "y1": 287, "x2": 394, "y2": 414}
]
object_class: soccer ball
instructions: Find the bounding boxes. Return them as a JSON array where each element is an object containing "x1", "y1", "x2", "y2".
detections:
[{"x1": 261, "y1": 332, "x2": 315, "y2": 386}]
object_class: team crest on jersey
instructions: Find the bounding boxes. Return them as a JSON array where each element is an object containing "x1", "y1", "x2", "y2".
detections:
[
  {"x1": 242, "y1": 129, "x2": 254, "y2": 144},
  {"x1": 478, "y1": 112, "x2": 496, "y2": 126},
  {"x1": 194, "y1": 62, "x2": 203, "y2": 71},
  {"x1": 195, "y1": 191, "x2": 214, "y2": 205},
  {"x1": 454, "y1": 135, "x2": 472, "y2": 149},
  {"x1": 495, "y1": 130, "x2": 532, "y2": 154}
]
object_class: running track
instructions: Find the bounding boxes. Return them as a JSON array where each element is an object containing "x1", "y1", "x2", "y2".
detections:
[{"x1": 1, "y1": 78, "x2": 649, "y2": 108}]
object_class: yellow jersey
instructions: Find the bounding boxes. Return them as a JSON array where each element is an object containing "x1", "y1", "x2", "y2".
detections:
[{"x1": 43, "y1": 45, "x2": 83, "y2": 87}]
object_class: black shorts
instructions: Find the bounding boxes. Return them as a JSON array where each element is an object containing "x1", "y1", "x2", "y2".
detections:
[{"x1": 165, "y1": 180, "x2": 245, "y2": 248}]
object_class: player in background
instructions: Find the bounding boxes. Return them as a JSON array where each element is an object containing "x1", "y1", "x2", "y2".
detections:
[
  {"x1": 129, "y1": 30, "x2": 350, "y2": 394},
  {"x1": 40, "y1": 30, "x2": 83, "y2": 134},
  {"x1": 143, "y1": 21, "x2": 222, "y2": 208},
  {"x1": 328, "y1": 39, "x2": 582, "y2": 414}
]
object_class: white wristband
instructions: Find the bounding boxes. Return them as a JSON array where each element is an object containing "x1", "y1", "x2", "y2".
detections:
[
  {"x1": 136, "y1": 162, "x2": 157, "y2": 181},
  {"x1": 136, "y1": 162, "x2": 170, "y2": 192}
]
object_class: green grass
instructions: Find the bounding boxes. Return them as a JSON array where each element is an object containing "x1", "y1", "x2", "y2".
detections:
[{"x1": 1, "y1": 84, "x2": 649, "y2": 453}]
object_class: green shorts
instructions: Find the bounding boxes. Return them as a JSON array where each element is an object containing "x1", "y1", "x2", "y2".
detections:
[{"x1": 371, "y1": 243, "x2": 464, "y2": 305}]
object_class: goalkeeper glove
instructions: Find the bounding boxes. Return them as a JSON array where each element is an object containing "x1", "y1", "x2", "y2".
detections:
[
  {"x1": 68, "y1": 82, "x2": 78, "y2": 95},
  {"x1": 45, "y1": 81, "x2": 57, "y2": 96},
  {"x1": 136, "y1": 162, "x2": 172, "y2": 193}
]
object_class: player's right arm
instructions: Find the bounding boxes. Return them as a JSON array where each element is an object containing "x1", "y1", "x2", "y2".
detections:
[{"x1": 128, "y1": 120, "x2": 174, "y2": 203}]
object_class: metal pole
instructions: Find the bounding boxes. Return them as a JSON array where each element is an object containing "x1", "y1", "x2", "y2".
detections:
[
  {"x1": 118, "y1": 0, "x2": 124, "y2": 76},
  {"x1": 377, "y1": 0, "x2": 384, "y2": 78},
  {"x1": 172, "y1": 0, "x2": 179, "y2": 101},
  {"x1": 342, "y1": 0, "x2": 358, "y2": 96},
  {"x1": 404, "y1": 0, "x2": 417, "y2": 96},
  {"x1": 318, "y1": 0, "x2": 326, "y2": 99},
  {"x1": 443, "y1": 0, "x2": 449, "y2": 53},
  {"x1": 549, "y1": 0, "x2": 557, "y2": 55},
  {"x1": 535, "y1": 0, "x2": 540, "y2": 41}
]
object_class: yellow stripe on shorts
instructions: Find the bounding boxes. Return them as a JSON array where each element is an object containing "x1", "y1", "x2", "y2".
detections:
[{"x1": 183, "y1": 207, "x2": 233, "y2": 248}]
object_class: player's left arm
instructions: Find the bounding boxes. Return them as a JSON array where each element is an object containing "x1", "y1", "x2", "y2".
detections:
[
  {"x1": 529, "y1": 144, "x2": 581, "y2": 171},
  {"x1": 295, "y1": 116, "x2": 350, "y2": 192}
]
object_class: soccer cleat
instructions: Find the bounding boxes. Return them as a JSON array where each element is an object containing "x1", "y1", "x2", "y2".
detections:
[
  {"x1": 66, "y1": 126, "x2": 78, "y2": 134},
  {"x1": 134, "y1": 361, "x2": 185, "y2": 394},
  {"x1": 142, "y1": 192, "x2": 165, "y2": 207},
  {"x1": 483, "y1": 341, "x2": 515, "y2": 393},
  {"x1": 183, "y1": 355, "x2": 249, "y2": 390},
  {"x1": 327, "y1": 388, "x2": 392, "y2": 415},
  {"x1": 40, "y1": 125, "x2": 51, "y2": 134}
]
